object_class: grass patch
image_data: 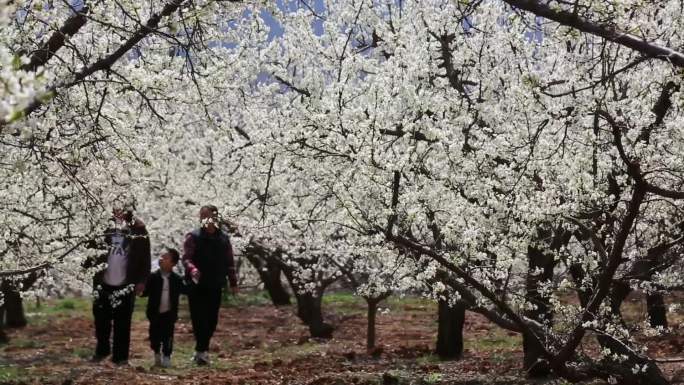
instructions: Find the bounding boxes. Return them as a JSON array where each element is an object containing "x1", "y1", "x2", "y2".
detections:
[
  {"x1": 222, "y1": 290, "x2": 272, "y2": 307},
  {"x1": 0, "y1": 365, "x2": 26, "y2": 382},
  {"x1": 269, "y1": 341, "x2": 323, "y2": 359},
  {"x1": 133, "y1": 296, "x2": 148, "y2": 321},
  {"x1": 386, "y1": 296, "x2": 435, "y2": 313},
  {"x1": 323, "y1": 292, "x2": 364, "y2": 315},
  {"x1": 323, "y1": 292, "x2": 361, "y2": 306},
  {"x1": 415, "y1": 354, "x2": 440, "y2": 365},
  {"x1": 423, "y1": 372, "x2": 443, "y2": 384},
  {"x1": 467, "y1": 330, "x2": 520, "y2": 351},
  {"x1": 322, "y1": 292, "x2": 438, "y2": 316},
  {"x1": 6, "y1": 338, "x2": 45, "y2": 349},
  {"x1": 72, "y1": 347, "x2": 92, "y2": 359},
  {"x1": 27, "y1": 297, "x2": 91, "y2": 319},
  {"x1": 55, "y1": 299, "x2": 77, "y2": 310}
]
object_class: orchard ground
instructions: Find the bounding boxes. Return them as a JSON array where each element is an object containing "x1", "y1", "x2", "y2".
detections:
[{"x1": 1, "y1": 292, "x2": 683, "y2": 385}]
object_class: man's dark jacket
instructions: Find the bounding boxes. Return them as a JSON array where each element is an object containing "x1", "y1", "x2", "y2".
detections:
[
  {"x1": 142, "y1": 270, "x2": 186, "y2": 321},
  {"x1": 182, "y1": 228, "x2": 237, "y2": 289},
  {"x1": 84, "y1": 219, "x2": 151, "y2": 288}
]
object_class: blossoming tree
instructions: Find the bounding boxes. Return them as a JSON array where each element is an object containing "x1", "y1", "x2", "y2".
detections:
[{"x1": 235, "y1": 1, "x2": 684, "y2": 384}]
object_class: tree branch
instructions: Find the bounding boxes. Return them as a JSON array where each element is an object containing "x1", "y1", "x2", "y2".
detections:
[
  {"x1": 0, "y1": 239, "x2": 88, "y2": 277},
  {"x1": 1, "y1": 0, "x2": 189, "y2": 128},
  {"x1": 274, "y1": 75, "x2": 311, "y2": 97},
  {"x1": 20, "y1": 6, "x2": 90, "y2": 73},
  {"x1": 503, "y1": 0, "x2": 684, "y2": 68},
  {"x1": 385, "y1": 170, "x2": 400, "y2": 235}
]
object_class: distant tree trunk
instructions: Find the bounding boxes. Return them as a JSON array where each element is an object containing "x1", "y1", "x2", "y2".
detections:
[
  {"x1": 367, "y1": 300, "x2": 377, "y2": 350},
  {"x1": 1, "y1": 273, "x2": 40, "y2": 330},
  {"x1": 263, "y1": 258, "x2": 291, "y2": 306},
  {"x1": 523, "y1": 246, "x2": 554, "y2": 377},
  {"x1": 646, "y1": 293, "x2": 668, "y2": 329},
  {"x1": 3, "y1": 288, "x2": 27, "y2": 328},
  {"x1": 0, "y1": 306, "x2": 7, "y2": 344},
  {"x1": 435, "y1": 299, "x2": 466, "y2": 360},
  {"x1": 364, "y1": 293, "x2": 390, "y2": 352},
  {"x1": 609, "y1": 281, "x2": 632, "y2": 322},
  {"x1": 244, "y1": 246, "x2": 291, "y2": 306}
]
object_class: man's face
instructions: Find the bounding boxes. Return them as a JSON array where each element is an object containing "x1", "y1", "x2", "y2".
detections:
[
  {"x1": 200, "y1": 208, "x2": 217, "y2": 233},
  {"x1": 112, "y1": 208, "x2": 125, "y2": 223},
  {"x1": 159, "y1": 253, "x2": 176, "y2": 272}
]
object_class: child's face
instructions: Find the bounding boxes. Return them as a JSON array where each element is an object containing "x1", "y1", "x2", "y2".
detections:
[{"x1": 159, "y1": 253, "x2": 176, "y2": 272}]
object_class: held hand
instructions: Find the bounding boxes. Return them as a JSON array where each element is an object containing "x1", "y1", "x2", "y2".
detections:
[
  {"x1": 191, "y1": 268, "x2": 201, "y2": 283},
  {"x1": 135, "y1": 283, "x2": 145, "y2": 296}
]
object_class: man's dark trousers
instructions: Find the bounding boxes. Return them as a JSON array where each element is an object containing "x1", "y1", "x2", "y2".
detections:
[
  {"x1": 149, "y1": 311, "x2": 175, "y2": 356},
  {"x1": 93, "y1": 284, "x2": 135, "y2": 362},
  {"x1": 188, "y1": 285, "x2": 222, "y2": 352}
]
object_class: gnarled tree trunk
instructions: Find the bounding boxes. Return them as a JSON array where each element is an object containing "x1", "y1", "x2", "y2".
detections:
[
  {"x1": 435, "y1": 299, "x2": 466, "y2": 360},
  {"x1": 279, "y1": 261, "x2": 334, "y2": 339},
  {"x1": 3, "y1": 289, "x2": 27, "y2": 328},
  {"x1": 572, "y1": 259, "x2": 670, "y2": 385},
  {"x1": 244, "y1": 245, "x2": 291, "y2": 306},
  {"x1": 1, "y1": 277, "x2": 36, "y2": 329},
  {"x1": 296, "y1": 292, "x2": 333, "y2": 338}
]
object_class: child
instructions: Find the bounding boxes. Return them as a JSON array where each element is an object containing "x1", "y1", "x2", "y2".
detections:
[{"x1": 143, "y1": 247, "x2": 186, "y2": 367}]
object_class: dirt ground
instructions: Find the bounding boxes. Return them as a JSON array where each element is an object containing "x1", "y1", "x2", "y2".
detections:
[{"x1": 1, "y1": 293, "x2": 683, "y2": 385}]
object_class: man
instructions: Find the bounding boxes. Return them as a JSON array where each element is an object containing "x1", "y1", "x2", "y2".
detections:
[
  {"x1": 183, "y1": 205, "x2": 238, "y2": 366},
  {"x1": 86, "y1": 200, "x2": 151, "y2": 365}
]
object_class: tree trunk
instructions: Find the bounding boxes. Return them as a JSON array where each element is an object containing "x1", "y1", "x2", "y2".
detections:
[
  {"x1": 609, "y1": 281, "x2": 632, "y2": 322},
  {"x1": 366, "y1": 298, "x2": 378, "y2": 351},
  {"x1": 0, "y1": 306, "x2": 7, "y2": 344},
  {"x1": 523, "y1": 246, "x2": 554, "y2": 377},
  {"x1": 296, "y1": 292, "x2": 333, "y2": 339},
  {"x1": 580, "y1": 273, "x2": 670, "y2": 385},
  {"x1": 364, "y1": 293, "x2": 390, "y2": 352},
  {"x1": 244, "y1": 249, "x2": 291, "y2": 306},
  {"x1": 277, "y1": 255, "x2": 334, "y2": 339},
  {"x1": 262, "y1": 258, "x2": 291, "y2": 306},
  {"x1": 435, "y1": 299, "x2": 466, "y2": 360},
  {"x1": 2, "y1": 286, "x2": 27, "y2": 329},
  {"x1": 592, "y1": 337, "x2": 671, "y2": 385},
  {"x1": 646, "y1": 293, "x2": 668, "y2": 329}
]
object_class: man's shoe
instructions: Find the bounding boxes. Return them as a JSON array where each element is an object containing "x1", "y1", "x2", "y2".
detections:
[
  {"x1": 192, "y1": 351, "x2": 209, "y2": 366},
  {"x1": 154, "y1": 353, "x2": 163, "y2": 367},
  {"x1": 89, "y1": 354, "x2": 108, "y2": 363},
  {"x1": 161, "y1": 355, "x2": 171, "y2": 368},
  {"x1": 113, "y1": 359, "x2": 129, "y2": 367}
]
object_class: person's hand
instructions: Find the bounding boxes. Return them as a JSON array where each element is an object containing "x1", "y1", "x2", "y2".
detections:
[
  {"x1": 230, "y1": 286, "x2": 239, "y2": 296},
  {"x1": 135, "y1": 283, "x2": 145, "y2": 296},
  {"x1": 191, "y1": 268, "x2": 201, "y2": 283}
]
